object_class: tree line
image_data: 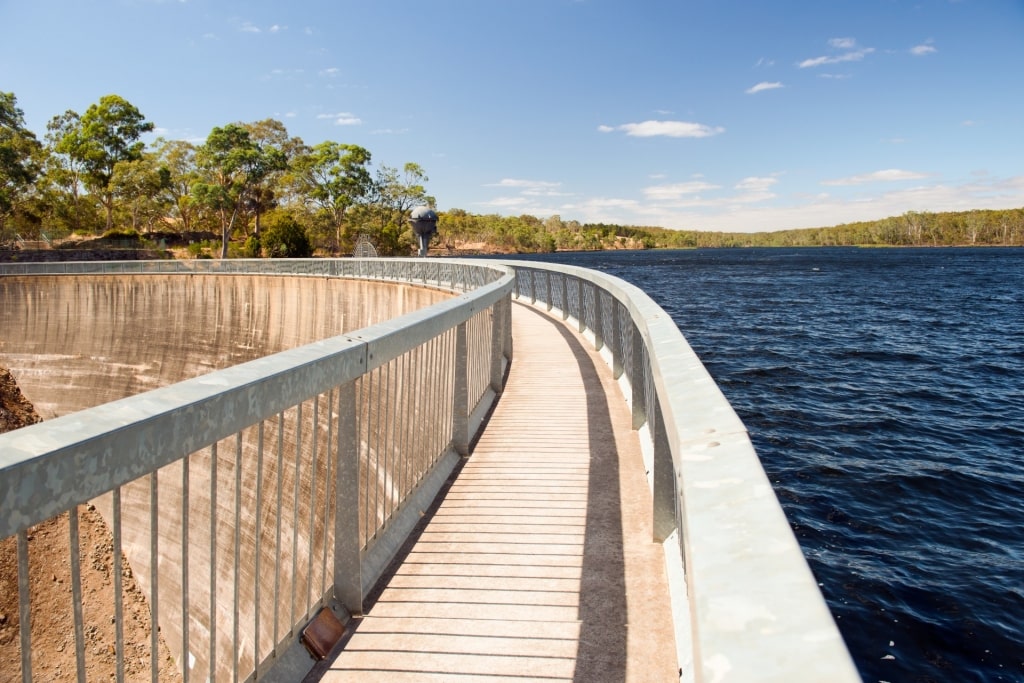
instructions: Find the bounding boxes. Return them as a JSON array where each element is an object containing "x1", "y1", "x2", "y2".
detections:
[
  {"x1": 1, "y1": 92, "x2": 432, "y2": 257},
  {"x1": 3, "y1": 91, "x2": 1023, "y2": 257}
]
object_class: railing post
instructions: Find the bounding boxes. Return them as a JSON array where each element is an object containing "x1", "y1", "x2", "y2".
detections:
[
  {"x1": 592, "y1": 284, "x2": 604, "y2": 351},
  {"x1": 577, "y1": 278, "x2": 585, "y2": 333},
  {"x1": 651, "y1": 397, "x2": 677, "y2": 544},
  {"x1": 631, "y1": 327, "x2": 647, "y2": 430},
  {"x1": 452, "y1": 320, "x2": 470, "y2": 456},
  {"x1": 333, "y1": 381, "x2": 363, "y2": 615},
  {"x1": 503, "y1": 293, "x2": 514, "y2": 363},
  {"x1": 611, "y1": 301, "x2": 623, "y2": 378},
  {"x1": 544, "y1": 271, "x2": 553, "y2": 311},
  {"x1": 560, "y1": 274, "x2": 569, "y2": 321},
  {"x1": 490, "y1": 298, "x2": 506, "y2": 395}
]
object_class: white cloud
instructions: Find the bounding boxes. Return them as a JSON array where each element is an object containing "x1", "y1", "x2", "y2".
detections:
[
  {"x1": 370, "y1": 128, "x2": 410, "y2": 135},
  {"x1": 821, "y1": 169, "x2": 931, "y2": 186},
  {"x1": 319, "y1": 68, "x2": 340, "y2": 77},
  {"x1": 269, "y1": 24, "x2": 285, "y2": 33},
  {"x1": 316, "y1": 112, "x2": 361, "y2": 125},
  {"x1": 643, "y1": 181, "x2": 720, "y2": 200},
  {"x1": 799, "y1": 39, "x2": 875, "y2": 68},
  {"x1": 599, "y1": 120, "x2": 725, "y2": 138},
  {"x1": 735, "y1": 176, "x2": 778, "y2": 193},
  {"x1": 239, "y1": 22, "x2": 260, "y2": 33},
  {"x1": 746, "y1": 81, "x2": 783, "y2": 94},
  {"x1": 910, "y1": 44, "x2": 937, "y2": 56},
  {"x1": 486, "y1": 179, "x2": 562, "y2": 191}
]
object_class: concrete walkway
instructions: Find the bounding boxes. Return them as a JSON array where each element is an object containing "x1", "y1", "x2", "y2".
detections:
[{"x1": 313, "y1": 302, "x2": 679, "y2": 682}]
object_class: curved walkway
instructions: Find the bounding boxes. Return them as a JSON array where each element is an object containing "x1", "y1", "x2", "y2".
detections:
[{"x1": 311, "y1": 302, "x2": 679, "y2": 682}]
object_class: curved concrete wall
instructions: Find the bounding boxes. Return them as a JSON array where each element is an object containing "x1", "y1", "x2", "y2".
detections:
[
  {"x1": 0, "y1": 273, "x2": 452, "y2": 681},
  {"x1": 0, "y1": 274, "x2": 450, "y2": 418}
]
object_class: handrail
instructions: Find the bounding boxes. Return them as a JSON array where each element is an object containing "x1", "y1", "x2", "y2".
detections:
[
  {"x1": 502, "y1": 260, "x2": 859, "y2": 683},
  {"x1": 0, "y1": 258, "x2": 514, "y2": 683},
  {"x1": 0, "y1": 256, "x2": 859, "y2": 682}
]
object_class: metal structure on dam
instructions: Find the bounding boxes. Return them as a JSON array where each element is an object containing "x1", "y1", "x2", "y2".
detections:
[{"x1": 0, "y1": 258, "x2": 858, "y2": 682}]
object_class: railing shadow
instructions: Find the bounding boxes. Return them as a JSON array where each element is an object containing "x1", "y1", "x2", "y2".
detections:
[{"x1": 539, "y1": 314, "x2": 629, "y2": 683}]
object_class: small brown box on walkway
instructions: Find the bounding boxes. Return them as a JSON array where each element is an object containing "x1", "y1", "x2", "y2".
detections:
[{"x1": 301, "y1": 607, "x2": 346, "y2": 660}]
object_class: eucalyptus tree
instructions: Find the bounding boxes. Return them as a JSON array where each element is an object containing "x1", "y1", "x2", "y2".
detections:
[
  {"x1": 0, "y1": 91, "x2": 42, "y2": 232},
  {"x1": 110, "y1": 153, "x2": 170, "y2": 232},
  {"x1": 192, "y1": 123, "x2": 287, "y2": 258},
  {"x1": 49, "y1": 95, "x2": 154, "y2": 232},
  {"x1": 368, "y1": 162, "x2": 433, "y2": 229},
  {"x1": 291, "y1": 141, "x2": 373, "y2": 253},
  {"x1": 42, "y1": 110, "x2": 95, "y2": 233},
  {"x1": 240, "y1": 118, "x2": 301, "y2": 235},
  {"x1": 152, "y1": 138, "x2": 200, "y2": 233}
]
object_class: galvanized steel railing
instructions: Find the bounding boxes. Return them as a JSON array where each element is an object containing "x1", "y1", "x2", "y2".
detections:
[
  {"x1": 505, "y1": 261, "x2": 860, "y2": 683},
  {"x1": 1, "y1": 256, "x2": 859, "y2": 683},
  {"x1": 0, "y1": 258, "x2": 513, "y2": 683}
]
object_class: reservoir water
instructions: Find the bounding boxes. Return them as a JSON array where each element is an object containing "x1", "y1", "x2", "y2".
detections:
[{"x1": 515, "y1": 247, "x2": 1024, "y2": 682}]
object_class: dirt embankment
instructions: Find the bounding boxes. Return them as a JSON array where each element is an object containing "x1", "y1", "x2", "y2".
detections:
[{"x1": 0, "y1": 367, "x2": 180, "y2": 682}]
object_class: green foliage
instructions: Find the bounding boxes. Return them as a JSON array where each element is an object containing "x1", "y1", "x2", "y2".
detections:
[
  {"x1": 242, "y1": 234, "x2": 261, "y2": 258},
  {"x1": 187, "y1": 240, "x2": 216, "y2": 258},
  {"x1": 0, "y1": 91, "x2": 42, "y2": 222},
  {"x1": 260, "y1": 211, "x2": 312, "y2": 258},
  {"x1": 101, "y1": 227, "x2": 140, "y2": 240},
  {"x1": 51, "y1": 95, "x2": 154, "y2": 232}
]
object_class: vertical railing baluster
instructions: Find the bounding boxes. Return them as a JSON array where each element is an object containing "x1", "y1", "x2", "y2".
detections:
[
  {"x1": 453, "y1": 320, "x2": 469, "y2": 456},
  {"x1": 17, "y1": 529, "x2": 31, "y2": 683},
  {"x1": 576, "y1": 277, "x2": 585, "y2": 333},
  {"x1": 113, "y1": 487, "x2": 125, "y2": 683},
  {"x1": 565, "y1": 274, "x2": 573, "y2": 321},
  {"x1": 612, "y1": 300, "x2": 624, "y2": 379},
  {"x1": 383, "y1": 361, "x2": 395, "y2": 524},
  {"x1": 273, "y1": 412, "x2": 284, "y2": 652},
  {"x1": 209, "y1": 442, "x2": 218, "y2": 681},
  {"x1": 490, "y1": 301, "x2": 504, "y2": 395},
  {"x1": 233, "y1": 433, "x2": 242, "y2": 683},
  {"x1": 651, "y1": 396, "x2": 677, "y2": 543},
  {"x1": 291, "y1": 404, "x2": 303, "y2": 633},
  {"x1": 306, "y1": 395, "x2": 320, "y2": 618},
  {"x1": 321, "y1": 389, "x2": 334, "y2": 600},
  {"x1": 149, "y1": 471, "x2": 159, "y2": 683},
  {"x1": 69, "y1": 506, "x2": 87, "y2": 683},
  {"x1": 334, "y1": 381, "x2": 363, "y2": 614},
  {"x1": 254, "y1": 422, "x2": 264, "y2": 677},
  {"x1": 631, "y1": 327, "x2": 647, "y2": 429},
  {"x1": 182, "y1": 454, "x2": 190, "y2": 683}
]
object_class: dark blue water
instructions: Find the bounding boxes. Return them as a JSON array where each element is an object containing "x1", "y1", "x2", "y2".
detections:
[{"x1": 517, "y1": 248, "x2": 1024, "y2": 683}]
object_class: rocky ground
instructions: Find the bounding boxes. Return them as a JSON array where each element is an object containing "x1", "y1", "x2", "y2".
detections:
[{"x1": 0, "y1": 367, "x2": 180, "y2": 682}]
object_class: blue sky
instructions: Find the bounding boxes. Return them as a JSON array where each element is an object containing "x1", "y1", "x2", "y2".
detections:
[{"x1": 2, "y1": 0, "x2": 1022, "y2": 232}]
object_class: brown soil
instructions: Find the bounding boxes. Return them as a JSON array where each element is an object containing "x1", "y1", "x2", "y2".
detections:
[{"x1": 0, "y1": 367, "x2": 181, "y2": 682}]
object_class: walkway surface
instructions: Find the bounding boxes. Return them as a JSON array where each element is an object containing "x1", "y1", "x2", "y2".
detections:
[{"x1": 313, "y1": 302, "x2": 679, "y2": 682}]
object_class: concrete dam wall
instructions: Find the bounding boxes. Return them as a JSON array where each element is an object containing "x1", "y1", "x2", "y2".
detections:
[
  {"x1": 0, "y1": 273, "x2": 452, "y2": 681},
  {"x1": 0, "y1": 274, "x2": 449, "y2": 419}
]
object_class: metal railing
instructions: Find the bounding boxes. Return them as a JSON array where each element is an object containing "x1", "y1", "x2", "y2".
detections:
[
  {"x1": 1, "y1": 256, "x2": 859, "y2": 683},
  {"x1": 0, "y1": 258, "x2": 513, "y2": 683},
  {"x1": 506, "y1": 261, "x2": 859, "y2": 683}
]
